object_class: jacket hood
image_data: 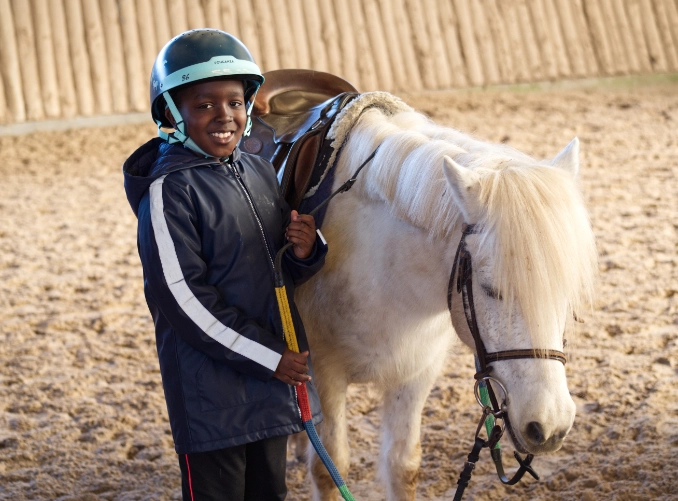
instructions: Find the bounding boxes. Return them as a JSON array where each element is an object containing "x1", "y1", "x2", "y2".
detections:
[{"x1": 122, "y1": 138, "x2": 242, "y2": 217}]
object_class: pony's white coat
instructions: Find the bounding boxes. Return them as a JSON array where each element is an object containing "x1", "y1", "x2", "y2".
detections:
[{"x1": 295, "y1": 102, "x2": 597, "y2": 501}]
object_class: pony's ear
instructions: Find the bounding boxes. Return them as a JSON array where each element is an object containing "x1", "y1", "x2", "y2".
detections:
[
  {"x1": 550, "y1": 137, "x2": 580, "y2": 178},
  {"x1": 442, "y1": 156, "x2": 482, "y2": 222}
]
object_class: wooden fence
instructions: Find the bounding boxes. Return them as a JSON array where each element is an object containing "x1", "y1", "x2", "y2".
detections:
[{"x1": 0, "y1": 0, "x2": 677, "y2": 124}]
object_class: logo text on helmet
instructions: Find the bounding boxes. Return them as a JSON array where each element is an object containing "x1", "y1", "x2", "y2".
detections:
[
  {"x1": 182, "y1": 74, "x2": 190, "y2": 81},
  {"x1": 214, "y1": 58, "x2": 235, "y2": 64}
]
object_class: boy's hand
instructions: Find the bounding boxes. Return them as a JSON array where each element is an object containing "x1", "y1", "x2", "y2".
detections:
[
  {"x1": 286, "y1": 210, "x2": 316, "y2": 259},
  {"x1": 274, "y1": 349, "x2": 312, "y2": 386}
]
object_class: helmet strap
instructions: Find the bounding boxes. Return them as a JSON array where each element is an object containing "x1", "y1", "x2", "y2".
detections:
[
  {"x1": 158, "y1": 91, "x2": 213, "y2": 158},
  {"x1": 243, "y1": 87, "x2": 260, "y2": 137}
]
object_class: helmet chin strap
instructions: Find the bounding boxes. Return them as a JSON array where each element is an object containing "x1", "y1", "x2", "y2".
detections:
[
  {"x1": 243, "y1": 87, "x2": 259, "y2": 138},
  {"x1": 158, "y1": 88, "x2": 260, "y2": 157},
  {"x1": 157, "y1": 91, "x2": 214, "y2": 159}
]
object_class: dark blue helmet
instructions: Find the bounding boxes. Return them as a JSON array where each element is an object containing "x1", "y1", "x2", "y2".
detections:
[{"x1": 150, "y1": 29, "x2": 264, "y2": 154}]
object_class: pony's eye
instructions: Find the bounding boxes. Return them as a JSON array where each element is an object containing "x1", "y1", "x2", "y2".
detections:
[{"x1": 481, "y1": 284, "x2": 502, "y2": 300}]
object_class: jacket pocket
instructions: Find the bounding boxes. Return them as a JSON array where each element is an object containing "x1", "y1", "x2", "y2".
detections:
[{"x1": 196, "y1": 356, "x2": 271, "y2": 411}]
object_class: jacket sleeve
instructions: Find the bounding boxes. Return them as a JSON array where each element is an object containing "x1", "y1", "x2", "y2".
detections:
[
  {"x1": 279, "y1": 191, "x2": 328, "y2": 286},
  {"x1": 137, "y1": 174, "x2": 286, "y2": 382}
]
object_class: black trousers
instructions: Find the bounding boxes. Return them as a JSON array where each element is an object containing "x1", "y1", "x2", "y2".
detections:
[{"x1": 178, "y1": 435, "x2": 288, "y2": 501}]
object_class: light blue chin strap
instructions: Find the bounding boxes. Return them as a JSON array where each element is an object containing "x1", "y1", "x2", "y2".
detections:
[
  {"x1": 157, "y1": 88, "x2": 260, "y2": 159},
  {"x1": 157, "y1": 91, "x2": 213, "y2": 158}
]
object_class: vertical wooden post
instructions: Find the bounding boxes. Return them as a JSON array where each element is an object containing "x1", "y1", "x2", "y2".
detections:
[
  {"x1": 482, "y1": 0, "x2": 515, "y2": 84},
  {"x1": 301, "y1": 0, "x2": 329, "y2": 72},
  {"x1": 583, "y1": 0, "x2": 617, "y2": 75},
  {"x1": 405, "y1": 0, "x2": 439, "y2": 89},
  {"x1": 363, "y1": 0, "x2": 395, "y2": 90},
  {"x1": 0, "y1": 67, "x2": 8, "y2": 124},
  {"x1": 651, "y1": 0, "x2": 678, "y2": 70},
  {"x1": 389, "y1": 0, "x2": 423, "y2": 90},
  {"x1": 251, "y1": 0, "x2": 279, "y2": 71},
  {"x1": 235, "y1": 0, "x2": 261, "y2": 64},
  {"x1": 220, "y1": 0, "x2": 240, "y2": 39},
  {"x1": 31, "y1": 0, "x2": 61, "y2": 118},
  {"x1": 470, "y1": 0, "x2": 500, "y2": 85},
  {"x1": 81, "y1": 0, "x2": 112, "y2": 114},
  {"x1": 527, "y1": 0, "x2": 559, "y2": 80},
  {"x1": 0, "y1": 0, "x2": 25, "y2": 122},
  {"x1": 202, "y1": 0, "x2": 222, "y2": 29},
  {"x1": 12, "y1": 0, "x2": 44, "y2": 120},
  {"x1": 331, "y1": 0, "x2": 360, "y2": 86},
  {"x1": 270, "y1": 0, "x2": 298, "y2": 68},
  {"x1": 378, "y1": 0, "x2": 416, "y2": 90},
  {"x1": 99, "y1": 0, "x2": 129, "y2": 113},
  {"x1": 570, "y1": 0, "x2": 600, "y2": 75},
  {"x1": 600, "y1": 0, "x2": 630, "y2": 73},
  {"x1": 640, "y1": 0, "x2": 668, "y2": 71},
  {"x1": 167, "y1": 0, "x2": 188, "y2": 36},
  {"x1": 317, "y1": 0, "x2": 344, "y2": 77},
  {"x1": 625, "y1": 0, "x2": 653, "y2": 72},
  {"x1": 152, "y1": 0, "x2": 172, "y2": 48},
  {"x1": 541, "y1": 0, "x2": 572, "y2": 78},
  {"x1": 553, "y1": 0, "x2": 587, "y2": 77},
  {"x1": 516, "y1": 0, "x2": 543, "y2": 81},
  {"x1": 661, "y1": 0, "x2": 678, "y2": 68},
  {"x1": 609, "y1": 0, "x2": 641, "y2": 73},
  {"x1": 119, "y1": 0, "x2": 147, "y2": 111},
  {"x1": 454, "y1": 0, "x2": 485, "y2": 86},
  {"x1": 288, "y1": 0, "x2": 311, "y2": 69},
  {"x1": 136, "y1": 0, "x2": 159, "y2": 74},
  {"x1": 64, "y1": 0, "x2": 95, "y2": 116},
  {"x1": 346, "y1": 0, "x2": 380, "y2": 90},
  {"x1": 47, "y1": 0, "x2": 77, "y2": 118},
  {"x1": 422, "y1": 0, "x2": 453, "y2": 89},
  {"x1": 186, "y1": 0, "x2": 206, "y2": 30},
  {"x1": 436, "y1": 0, "x2": 468, "y2": 87}
]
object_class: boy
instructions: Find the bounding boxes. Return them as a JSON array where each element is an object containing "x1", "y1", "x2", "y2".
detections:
[{"x1": 123, "y1": 29, "x2": 326, "y2": 500}]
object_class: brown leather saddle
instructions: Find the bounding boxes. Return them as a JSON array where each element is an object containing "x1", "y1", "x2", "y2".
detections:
[{"x1": 240, "y1": 69, "x2": 359, "y2": 210}]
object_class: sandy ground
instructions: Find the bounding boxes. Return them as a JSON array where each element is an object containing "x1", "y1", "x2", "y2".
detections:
[{"x1": 1, "y1": 82, "x2": 677, "y2": 501}]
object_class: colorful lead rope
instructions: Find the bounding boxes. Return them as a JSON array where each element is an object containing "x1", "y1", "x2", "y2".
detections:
[{"x1": 275, "y1": 284, "x2": 356, "y2": 501}]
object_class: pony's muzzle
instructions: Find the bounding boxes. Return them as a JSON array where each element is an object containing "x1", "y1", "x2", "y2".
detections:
[{"x1": 522, "y1": 420, "x2": 570, "y2": 453}]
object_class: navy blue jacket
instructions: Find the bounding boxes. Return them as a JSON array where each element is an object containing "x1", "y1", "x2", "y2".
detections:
[{"x1": 123, "y1": 138, "x2": 325, "y2": 454}]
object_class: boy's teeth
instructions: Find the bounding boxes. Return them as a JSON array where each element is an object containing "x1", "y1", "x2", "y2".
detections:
[{"x1": 211, "y1": 132, "x2": 231, "y2": 138}]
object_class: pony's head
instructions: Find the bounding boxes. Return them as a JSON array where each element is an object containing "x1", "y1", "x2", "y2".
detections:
[
  {"x1": 443, "y1": 138, "x2": 596, "y2": 454},
  {"x1": 343, "y1": 107, "x2": 596, "y2": 454}
]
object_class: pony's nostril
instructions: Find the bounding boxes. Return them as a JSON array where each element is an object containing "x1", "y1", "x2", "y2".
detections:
[{"x1": 525, "y1": 421, "x2": 546, "y2": 445}]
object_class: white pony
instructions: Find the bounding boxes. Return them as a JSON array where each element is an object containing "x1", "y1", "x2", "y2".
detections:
[{"x1": 295, "y1": 93, "x2": 597, "y2": 501}]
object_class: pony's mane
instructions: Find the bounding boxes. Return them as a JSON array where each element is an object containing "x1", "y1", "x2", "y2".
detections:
[{"x1": 338, "y1": 108, "x2": 597, "y2": 342}]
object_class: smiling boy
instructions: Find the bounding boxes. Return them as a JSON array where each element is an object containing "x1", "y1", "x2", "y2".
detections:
[{"x1": 123, "y1": 30, "x2": 326, "y2": 500}]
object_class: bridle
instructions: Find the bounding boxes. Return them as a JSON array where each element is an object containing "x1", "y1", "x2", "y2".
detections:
[{"x1": 448, "y1": 223, "x2": 568, "y2": 500}]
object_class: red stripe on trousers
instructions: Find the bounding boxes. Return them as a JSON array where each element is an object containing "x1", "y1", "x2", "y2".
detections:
[{"x1": 185, "y1": 454, "x2": 195, "y2": 501}]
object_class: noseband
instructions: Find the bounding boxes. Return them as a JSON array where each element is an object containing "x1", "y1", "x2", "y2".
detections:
[{"x1": 448, "y1": 223, "x2": 567, "y2": 500}]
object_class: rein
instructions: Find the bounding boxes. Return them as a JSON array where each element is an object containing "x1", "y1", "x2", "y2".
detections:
[
  {"x1": 271, "y1": 145, "x2": 380, "y2": 501},
  {"x1": 449, "y1": 223, "x2": 567, "y2": 501}
]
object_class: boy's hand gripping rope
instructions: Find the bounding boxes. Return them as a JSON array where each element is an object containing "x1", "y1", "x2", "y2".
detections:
[{"x1": 272, "y1": 146, "x2": 379, "y2": 501}]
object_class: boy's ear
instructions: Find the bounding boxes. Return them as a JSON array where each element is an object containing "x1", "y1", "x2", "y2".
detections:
[{"x1": 164, "y1": 106, "x2": 177, "y2": 128}]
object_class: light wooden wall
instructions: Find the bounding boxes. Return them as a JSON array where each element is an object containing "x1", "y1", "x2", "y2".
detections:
[{"x1": 0, "y1": 0, "x2": 677, "y2": 124}]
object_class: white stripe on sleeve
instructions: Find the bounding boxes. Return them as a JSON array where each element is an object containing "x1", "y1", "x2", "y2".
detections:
[{"x1": 149, "y1": 176, "x2": 282, "y2": 372}]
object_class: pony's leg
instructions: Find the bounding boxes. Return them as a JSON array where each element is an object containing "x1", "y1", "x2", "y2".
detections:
[
  {"x1": 309, "y1": 369, "x2": 349, "y2": 501},
  {"x1": 380, "y1": 372, "x2": 438, "y2": 501},
  {"x1": 289, "y1": 431, "x2": 308, "y2": 462}
]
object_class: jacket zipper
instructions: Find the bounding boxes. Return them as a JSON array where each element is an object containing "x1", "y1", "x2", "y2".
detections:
[{"x1": 225, "y1": 160, "x2": 276, "y2": 274}]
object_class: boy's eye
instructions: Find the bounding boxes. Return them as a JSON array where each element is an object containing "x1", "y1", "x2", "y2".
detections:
[
  {"x1": 230, "y1": 101, "x2": 242, "y2": 107},
  {"x1": 197, "y1": 103, "x2": 213, "y2": 109}
]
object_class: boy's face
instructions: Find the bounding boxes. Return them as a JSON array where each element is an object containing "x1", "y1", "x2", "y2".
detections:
[{"x1": 166, "y1": 78, "x2": 247, "y2": 158}]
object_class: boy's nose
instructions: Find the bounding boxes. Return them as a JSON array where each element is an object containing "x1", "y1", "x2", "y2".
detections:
[{"x1": 215, "y1": 104, "x2": 233, "y2": 122}]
